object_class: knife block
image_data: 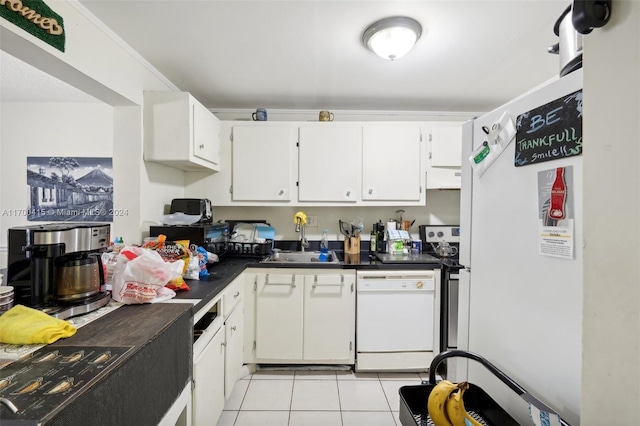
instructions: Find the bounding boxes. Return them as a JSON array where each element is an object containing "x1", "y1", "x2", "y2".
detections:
[{"x1": 344, "y1": 235, "x2": 360, "y2": 254}]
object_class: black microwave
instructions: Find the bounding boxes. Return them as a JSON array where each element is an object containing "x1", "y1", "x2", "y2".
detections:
[{"x1": 169, "y1": 198, "x2": 212, "y2": 223}]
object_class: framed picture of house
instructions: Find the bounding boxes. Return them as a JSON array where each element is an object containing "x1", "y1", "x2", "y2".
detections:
[{"x1": 26, "y1": 157, "x2": 114, "y2": 222}]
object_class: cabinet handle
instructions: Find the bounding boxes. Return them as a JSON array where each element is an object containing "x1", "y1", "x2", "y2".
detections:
[
  {"x1": 231, "y1": 326, "x2": 237, "y2": 331},
  {"x1": 265, "y1": 274, "x2": 296, "y2": 288},
  {"x1": 312, "y1": 275, "x2": 345, "y2": 288},
  {"x1": 279, "y1": 189, "x2": 284, "y2": 196},
  {"x1": 221, "y1": 341, "x2": 227, "y2": 347},
  {"x1": 233, "y1": 291, "x2": 240, "y2": 298},
  {"x1": 199, "y1": 144, "x2": 205, "y2": 149},
  {"x1": 346, "y1": 190, "x2": 351, "y2": 197},
  {"x1": 368, "y1": 189, "x2": 373, "y2": 195}
]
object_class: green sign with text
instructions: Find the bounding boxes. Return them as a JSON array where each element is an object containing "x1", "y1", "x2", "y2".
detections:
[{"x1": 1, "y1": 0, "x2": 65, "y2": 52}]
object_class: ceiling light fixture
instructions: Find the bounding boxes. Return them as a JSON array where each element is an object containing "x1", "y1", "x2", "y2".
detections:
[{"x1": 362, "y1": 16, "x2": 422, "y2": 61}]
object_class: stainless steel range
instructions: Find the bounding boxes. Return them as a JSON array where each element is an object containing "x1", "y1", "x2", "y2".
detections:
[{"x1": 420, "y1": 225, "x2": 461, "y2": 352}]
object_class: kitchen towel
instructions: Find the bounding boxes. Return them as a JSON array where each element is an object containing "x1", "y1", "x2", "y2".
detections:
[{"x1": 0, "y1": 304, "x2": 77, "y2": 344}]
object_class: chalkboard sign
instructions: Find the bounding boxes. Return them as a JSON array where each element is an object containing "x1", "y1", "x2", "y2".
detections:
[{"x1": 514, "y1": 89, "x2": 582, "y2": 166}]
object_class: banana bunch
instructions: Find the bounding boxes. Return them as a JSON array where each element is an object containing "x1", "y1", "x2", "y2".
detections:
[{"x1": 427, "y1": 380, "x2": 483, "y2": 426}]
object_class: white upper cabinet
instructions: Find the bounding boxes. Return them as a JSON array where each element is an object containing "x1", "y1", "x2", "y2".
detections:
[
  {"x1": 231, "y1": 125, "x2": 297, "y2": 202},
  {"x1": 362, "y1": 125, "x2": 423, "y2": 202},
  {"x1": 424, "y1": 122, "x2": 463, "y2": 189},
  {"x1": 144, "y1": 91, "x2": 221, "y2": 172},
  {"x1": 187, "y1": 119, "x2": 464, "y2": 205},
  {"x1": 298, "y1": 125, "x2": 361, "y2": 202}
]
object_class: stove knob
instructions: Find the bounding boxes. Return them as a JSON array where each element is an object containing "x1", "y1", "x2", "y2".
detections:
[
  {"x1": 427, "y1": 231, "x2": 435, "y2": 238},
  {"x1": 437, "y1": 231, "x2": 444, "y2": 238}
]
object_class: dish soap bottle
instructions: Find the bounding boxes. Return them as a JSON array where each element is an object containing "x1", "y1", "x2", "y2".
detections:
[
  {"x1": 369, "y1": 229, "x2": 377, "y2": 255},
  {"x1": 319, "y1": 229, "x2": 329, "y2": 261}
]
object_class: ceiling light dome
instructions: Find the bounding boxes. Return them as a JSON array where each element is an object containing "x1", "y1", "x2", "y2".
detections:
[{"x1": 362, "y1": 16, "x2": 422, "y2": 61}]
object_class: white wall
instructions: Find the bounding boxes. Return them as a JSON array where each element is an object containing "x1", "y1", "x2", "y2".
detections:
[
  {"x1": 0, "y1": 0, "x2": 187, "y2": 267},
  {"x1": 0, "y1": 103, "x2": 113, "y2": 268},
  {"x1": 211, "y1": 189, "x2": 461, "y2": 242},
  {"x1": 0, "y1": 102, "x2": 186, "y2": 268},
  {"x1": 581, "y1": 1, "x2": 640, "y2": 424}
]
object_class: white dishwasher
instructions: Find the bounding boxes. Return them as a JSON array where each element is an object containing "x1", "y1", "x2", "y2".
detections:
[{"x1": 356, "y1": 270, "x2": 440, "y2": 372}]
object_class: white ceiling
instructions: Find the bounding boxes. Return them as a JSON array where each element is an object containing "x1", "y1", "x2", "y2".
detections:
[{"x1": 2, "y1": 1, "x2": 569, "y2": 113}]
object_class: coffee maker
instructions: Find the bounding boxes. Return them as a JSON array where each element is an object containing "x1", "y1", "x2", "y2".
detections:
[{"x1": 7, "y1": 223, "x2": 111, "y2": 319}]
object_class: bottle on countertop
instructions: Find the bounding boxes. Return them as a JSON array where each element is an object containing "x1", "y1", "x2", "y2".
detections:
[
  {"x1": 320, "y1": 229, "x2": 329, "y2": 253},
  {"x1": 319, "y1": 229, "x2": 329, "y2": 262},
  {"x1": 369, "y1": 229, "x2": 377, "y2": 254},
  {"x1": 113, "y1": 237, "x2": 124, "y2": 254}
]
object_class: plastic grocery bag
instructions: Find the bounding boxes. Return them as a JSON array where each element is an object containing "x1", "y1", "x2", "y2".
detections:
[{"x1": 111, "y1": 246, "x2": 183, "y2": 304}]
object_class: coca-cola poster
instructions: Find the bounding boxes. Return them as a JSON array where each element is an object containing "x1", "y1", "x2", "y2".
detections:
[{"x1": 537, "y1": 166, "x2": 575, "y2": 259}]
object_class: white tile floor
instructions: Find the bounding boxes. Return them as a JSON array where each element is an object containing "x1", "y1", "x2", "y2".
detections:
[{"x1": 215, "y1": 369, "x2": 429, "y2": 426}]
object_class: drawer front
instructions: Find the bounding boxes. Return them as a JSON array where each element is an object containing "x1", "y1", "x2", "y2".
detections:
[{"x1": 223, "y1": 277, "x2": 244, "y2": 318}]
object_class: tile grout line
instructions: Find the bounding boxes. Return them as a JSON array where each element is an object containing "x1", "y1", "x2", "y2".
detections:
[
  {"x1": 335, "y1": 374, "x2": 344, "y2": 426},
  {"x1": 377, "y1": 374, "x2": 395, "y2": 414},
  {"x1": 232, "y1": 375, "x2": 252, "y2": 426},
  {"x1": 287, "y1": 375, "x2": 295, "y2": 426}
]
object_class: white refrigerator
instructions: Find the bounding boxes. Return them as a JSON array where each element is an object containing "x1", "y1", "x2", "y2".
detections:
[{"x1": 458, "y1": 69, "x2": 582, "y2": 426}]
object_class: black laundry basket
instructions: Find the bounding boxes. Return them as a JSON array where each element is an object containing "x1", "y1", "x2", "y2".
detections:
[{"x1": 398, "y1": 350, "x2": 571, "y2": 426}]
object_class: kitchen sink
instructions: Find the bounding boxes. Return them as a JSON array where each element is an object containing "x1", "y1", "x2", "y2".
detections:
[{"x1": 261, "y1": 250, "x2": 340, "y2": 264}]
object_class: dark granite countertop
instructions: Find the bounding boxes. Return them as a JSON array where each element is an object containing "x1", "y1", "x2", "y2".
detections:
[
  {"x1": 0, "y1": 303, "x2": 192, "y2": 426},
  {"x1": 173, "y1": 249, "x2": 453, "y2": 314}
]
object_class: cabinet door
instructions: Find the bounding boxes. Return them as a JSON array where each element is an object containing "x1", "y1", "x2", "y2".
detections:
[
  {"x1": 303, "y1": 273, "x2": 355, "y2": 363},
  {"x1": 232, "y1": 126, "x2": 297, "y2": 201},
  {"x1": 143, "y1": 91, "x2": 220, "y2": 172},
  {"x1": 192, "y1": 326, "x2": 225, "y2": 426},
  {"x1": 192, "y1": 100, "x2": 221, "y2": 167},
  {"x1": 298, "y1": 126, "x2": 360, "y2": 202},
  {"x1": 255, "y1": 273, "x2": 303, "y2": 361},
  {"x1": 224, "y1": 304, "x2": 244, "y2": 398},
  {"x1": 362, "y1": 125, "x2": 422, "y2": 201},
  {"x1": 425, "y1": 122, "x2": 463, "y2": 189}
]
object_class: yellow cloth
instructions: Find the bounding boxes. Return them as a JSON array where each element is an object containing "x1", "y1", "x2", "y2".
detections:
[
  {"x1": 0, "y1": 305, "x2": 77, "y2": 344},
  {"x1": 293, "y1": 211, "x2": 307, "y2": 225}
]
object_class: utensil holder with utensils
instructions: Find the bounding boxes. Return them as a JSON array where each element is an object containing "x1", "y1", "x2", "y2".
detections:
[{"x1": 344, "y1": 235, "x2": 361, "y2": 255}]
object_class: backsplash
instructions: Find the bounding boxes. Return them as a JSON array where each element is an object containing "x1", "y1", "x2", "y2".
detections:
[{"x1": 208, "y1": 190, "x2": 460, "y2": 242}]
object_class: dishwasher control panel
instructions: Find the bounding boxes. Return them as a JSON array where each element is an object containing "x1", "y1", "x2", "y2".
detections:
[{"x1": 356, "y1": 270, "x2": 436, "y2": 291}]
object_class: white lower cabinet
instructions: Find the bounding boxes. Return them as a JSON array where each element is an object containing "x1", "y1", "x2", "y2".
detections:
[
  {"x1": 192, "y1": 324, "x2": 225, "y2": 425},
  {"x1": 302, "y1": 272, "x2": 355, "y2": 363},
  {"x1": 255, "y1": 272, "x2": 304, "y2": 361},
  {"x1": 252, "y1": 269, "x2": 355, "y2": 364},
  {"x1": 191, "y1": 275, "x2": 244, "y2": 426},
  {"x1": 224, "y1": 303, "x2": 244, "y2": 398}
]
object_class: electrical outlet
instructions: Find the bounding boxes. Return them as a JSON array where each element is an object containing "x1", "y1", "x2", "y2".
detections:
[{"x1": 306, "y1": 216, "x2": 318, "y2": 227}]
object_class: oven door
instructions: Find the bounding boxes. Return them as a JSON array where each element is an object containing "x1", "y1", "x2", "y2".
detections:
[{"x1": 447, "y1": 272, "x2": 460, "y2": 349}]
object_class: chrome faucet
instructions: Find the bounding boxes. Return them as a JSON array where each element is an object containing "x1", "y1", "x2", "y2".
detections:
[
  {"x1": 295, "y1": 216, "x2": 309, "y2": 252},
  {"x1": 295, "y1": 212, "x2": 309, "y2": 251}
]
